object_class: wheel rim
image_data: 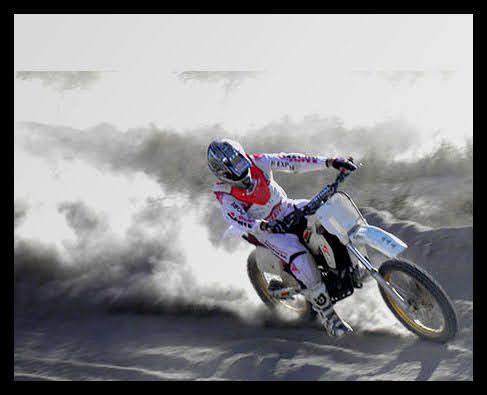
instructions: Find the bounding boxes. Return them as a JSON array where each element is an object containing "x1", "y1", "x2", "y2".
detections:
[
  {"x1": 256, "y1": 270, "x2": 309, "y2": 314},
  {"x1": 383, "y1": 271, "x2": 446, "y2": 337}
]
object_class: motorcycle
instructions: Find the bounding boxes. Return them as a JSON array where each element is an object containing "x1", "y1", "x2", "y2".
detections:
[{"x1": 244, "y1": 164, "x2": 458, "y2": 343}]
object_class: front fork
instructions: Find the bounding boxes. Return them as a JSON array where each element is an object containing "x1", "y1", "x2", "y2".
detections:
[{"x1": 346, "y1": 243, "x2": 412, "y2": 313}]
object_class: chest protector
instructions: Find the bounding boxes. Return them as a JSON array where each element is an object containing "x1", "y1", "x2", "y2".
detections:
[
  {"x1": 213, "y1": 156, "x2": 289, "y2": 221},
  {"x1": 229, "y1": 164, "x2": 271, "y2": 205}
]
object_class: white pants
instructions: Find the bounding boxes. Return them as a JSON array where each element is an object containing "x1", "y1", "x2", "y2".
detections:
[{"x1": 254, "y1": 199, "x2": 322, "y2": 289}]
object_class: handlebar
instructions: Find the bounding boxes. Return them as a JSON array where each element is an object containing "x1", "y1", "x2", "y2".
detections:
[{"x1": 268, "y1": 169, "x2": 354, "y2": 234}]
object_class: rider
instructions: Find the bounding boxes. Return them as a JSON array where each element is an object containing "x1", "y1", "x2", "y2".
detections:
[{"x1": 207, "y1": 138, "x2": 358, "y2": 337}]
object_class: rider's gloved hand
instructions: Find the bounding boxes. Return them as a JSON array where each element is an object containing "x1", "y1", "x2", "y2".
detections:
[
  {"x1": 259, "y1": 220, "x2": 286, "y2": 234},
  {"x1": 327, "y1": 157, "x2": 358, "y2": 174},
  {"x1": 269, "y1": 220, "x2": 287, "y2": 234},
  {"x1": 259, "y1": 220, "x2": 270, "y2": 232}
]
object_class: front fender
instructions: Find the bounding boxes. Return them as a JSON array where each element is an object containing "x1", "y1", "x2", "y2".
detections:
[{"x1": 349, "y1": 225, "x2": 407, "y2": 258}]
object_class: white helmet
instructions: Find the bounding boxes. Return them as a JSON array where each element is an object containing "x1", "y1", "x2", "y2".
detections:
[{"x1": 207, "y1": 138, "x2": 252, "y2": 189}]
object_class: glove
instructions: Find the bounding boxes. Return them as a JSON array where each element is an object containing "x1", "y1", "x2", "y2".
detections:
[
  {"x1": 260, "y1": 219, "x2": 287, "y2": 234},
  {"x1": 328, "y1": 157, "x2": 357, "y2": 173},
  {"x1": 269, "y1": 220, "x2": 288, "y2": 234},
  {"x1": 259, "y1": 220, "x2": 270, "y2": 232}
]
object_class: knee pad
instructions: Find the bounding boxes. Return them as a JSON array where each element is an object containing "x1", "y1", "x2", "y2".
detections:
[{"x1": 287, "y1": 251, "x2": 322, "y2": 289}]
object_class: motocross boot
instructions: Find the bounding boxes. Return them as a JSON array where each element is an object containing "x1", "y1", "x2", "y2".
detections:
[
  {"x1": 303, "y1": 282, "x2": 353, "y2": 338},
  {"x1": 268, "y1": 279, "x2": 301, "y2": 300},
  {"x1": 268, "y1": 279, "x2": 288, "y2": 299}
]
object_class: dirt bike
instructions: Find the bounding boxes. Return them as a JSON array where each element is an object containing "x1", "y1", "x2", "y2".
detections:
[{"x1": 244, "y1": 165, "x2": 458, "y2": 343}]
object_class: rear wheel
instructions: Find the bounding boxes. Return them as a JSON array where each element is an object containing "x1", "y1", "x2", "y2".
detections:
[
  {"x1": 378, "y1": 259, "x2": 458, "y2": 343},
  {"x1": 247, "y1": 250, "x2": 315, "y2": 321}
]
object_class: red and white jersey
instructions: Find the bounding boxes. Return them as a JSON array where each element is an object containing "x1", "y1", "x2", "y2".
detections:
[{"x1": 213, "y1": 153, "x2": 329, "y2": 236}]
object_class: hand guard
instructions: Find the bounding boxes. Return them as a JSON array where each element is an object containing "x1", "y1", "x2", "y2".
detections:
[{"x1": 331, "y1": 157, "x2": 357, "y2": 172}]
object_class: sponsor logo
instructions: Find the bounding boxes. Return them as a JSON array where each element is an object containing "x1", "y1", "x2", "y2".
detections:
[
  {"x1": 321, "y1": 244, "x2": 329, "y2": 255},
  {"x1": 266, "y1": 201, "x2": 283, "y2": 222},
  {"x1": 263, "y1": 241, "x2": 288, "y2": 261},
  {"x1": 278, "y1": 155, "x2": 319, "y2": 164},
  {"x1": 290, "y1": 263, "x2": 300, "y2": 274},
  {"x1": 270, "y1": 160, "x2": 296, "y2": 171},
  {"x1": 381, "y1": 236, "x2": 397, "y2": 248},
  {"x1": 227, "y1": 212, "x2": 254, "y2": 229},
  {"x1": 230, "y1": 201, "x2": 246, "y2": 215},
  {"x1": 303, "y1": 230, "x2": 311, "y2": 243}
]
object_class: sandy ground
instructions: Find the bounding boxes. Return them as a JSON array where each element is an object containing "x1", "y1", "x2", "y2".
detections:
[
  {"x1": 14, "y1": 209, "x2": 474, "y2": 381},
  {"x1": 14, "y1": 302, "x2": 472, "y2": 381}
]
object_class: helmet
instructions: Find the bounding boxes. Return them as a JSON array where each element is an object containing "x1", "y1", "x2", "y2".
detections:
[{"x1": 207, "y1": 138, "x2": 252, "y2": 189}]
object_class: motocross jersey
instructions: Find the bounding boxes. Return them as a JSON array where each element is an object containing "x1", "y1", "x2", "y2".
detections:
[{"x1": 213, "y1": 153, "x2": 330, "y2": 235}]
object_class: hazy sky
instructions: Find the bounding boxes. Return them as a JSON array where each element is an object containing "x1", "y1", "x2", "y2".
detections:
[
  {"x1": 14, "y1": 14, "x2": 473, "y2": 144},
  {"x1": 14, "y1": 14, "x2": 472, "y2": 71}
]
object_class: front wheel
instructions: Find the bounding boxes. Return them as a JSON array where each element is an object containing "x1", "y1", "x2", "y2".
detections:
[{"x1": 378, "y1": 259, "x2": 458, "y2": 343}]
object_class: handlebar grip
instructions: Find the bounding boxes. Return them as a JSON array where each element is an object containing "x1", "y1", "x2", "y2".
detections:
[{"x1": 271, "y1": 164, "x2": 360, "y2": 230}]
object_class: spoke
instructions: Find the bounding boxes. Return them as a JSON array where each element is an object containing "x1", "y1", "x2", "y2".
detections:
[{"x1": 388, "y1": 270, "x2": 445, "y2": 331}]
